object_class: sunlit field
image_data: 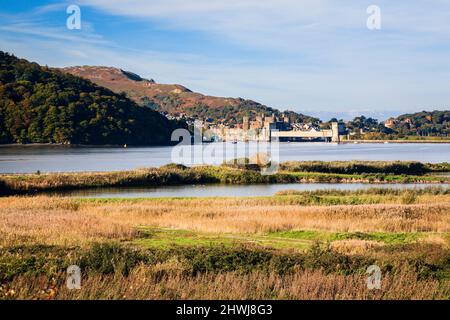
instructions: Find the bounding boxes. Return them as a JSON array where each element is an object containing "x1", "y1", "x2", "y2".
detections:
[{"x1": 1, "y1": 188, "x2": 449, "y2": 300}]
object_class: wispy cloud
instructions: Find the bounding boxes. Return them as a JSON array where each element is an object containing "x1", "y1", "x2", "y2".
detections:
[
  {"x1": 79, "y1": 0, "x2": 450, "y2": 50},
  {"x1": 0, "y1": 23, "x2": 108, "y2": 44},
  {"x1": 31, "y1": 2, "x2": 69, "y2": 15}
]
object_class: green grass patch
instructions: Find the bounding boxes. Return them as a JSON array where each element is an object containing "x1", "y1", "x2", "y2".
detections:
[
  {"x1": 269, "y1": 230, "x2": 424, "y2": 245},
  {"x1": 133, "y1": 228, "x2": 431, "y2": 252},
  {"x1": 134, "y1": 228, "x2": 237, "y2": 249},
  {"x1": 134, "y1": 228, "x2": 312, "y2": 251}
]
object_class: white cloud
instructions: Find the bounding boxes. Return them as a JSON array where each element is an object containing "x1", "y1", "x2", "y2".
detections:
[
  {"x1": 1, "y1": 0, "x2": 450, "y2": 114},
  {"x1": 79, "y1": 0, "x2": 450, "y2": 49}
]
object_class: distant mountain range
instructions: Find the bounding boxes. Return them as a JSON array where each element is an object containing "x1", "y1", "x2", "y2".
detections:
[{"x1": 61, "y1": 66, "x2": 318, "y2": 125}]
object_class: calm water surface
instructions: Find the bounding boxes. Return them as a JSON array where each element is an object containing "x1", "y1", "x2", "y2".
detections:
[
  {"x1": 54, "y1": 183, "x2": 445, "y2": 198},
  {"x1": 0, "y1": 142, "x2": 449, "y2": 173}
]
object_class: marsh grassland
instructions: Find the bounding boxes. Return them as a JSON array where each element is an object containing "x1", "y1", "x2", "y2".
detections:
[{"x1": 0, "y1": 186, "x2": 449, "y2": 300}]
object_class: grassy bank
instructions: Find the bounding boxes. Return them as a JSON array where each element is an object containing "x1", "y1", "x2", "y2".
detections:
[
  {"x1": 279, "y1": 161, "x2": 450, "y2": 175},
  {"x1": 0, "y1": 192, "x2": 449, "y2": 300},
  {"x1": 1, "y1": 243, "x2": 448, "y2": 300},
  {"x1": 1, "y1": 161, "x2": 449, "y2": 195}
]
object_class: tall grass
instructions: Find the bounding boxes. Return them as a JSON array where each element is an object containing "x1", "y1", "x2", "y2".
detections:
[
  {"x1": 1, "y1": 242, "x2": 448, "y2": 300},
  {"x1": 1, "y1": 195, "x2": 448, "y2": 247},
  {"x1": 4, "y1": 268, "x2": 448, "y2": 300},
  {"x1": 279, "y1": 161, "x2": 450, "y2": 175},
  {"x1": 0, "y1": 193, "x2": 449, "y2": 300},
  {"x1": 276, "y1": 186, "x2": 449, "y2": 197}
]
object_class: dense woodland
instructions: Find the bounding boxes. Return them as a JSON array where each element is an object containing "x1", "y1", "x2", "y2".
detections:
[
  {"x1": 0, "y1": 52, "x2": 184, "y2": 145},
  {"x1": 329, "y1": 112, "x2": 449, "y2": 139},
  {"x1": 394, "y1": 110, "x2": 450, "y2": 136}
]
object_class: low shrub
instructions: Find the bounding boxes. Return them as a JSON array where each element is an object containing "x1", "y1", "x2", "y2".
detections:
[
  {"x1": 280, "y1": 161, "x2": 432, "y2": 175},
  {"x1": 80, "y1": 243, "x2": 145, "y2": 276}
]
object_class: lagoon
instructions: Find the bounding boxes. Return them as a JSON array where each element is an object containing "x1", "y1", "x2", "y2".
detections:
[
  {"x1": 52, "y1": 183, "x2": 445, "y2": 198},
  {"x1": 0, "y1": 142, "x2": 448, "y2": 173}
]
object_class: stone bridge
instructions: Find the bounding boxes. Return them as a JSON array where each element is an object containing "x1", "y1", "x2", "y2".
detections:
[{"x1": 271, "y1": 122, "x2": 346, "y2": 143}]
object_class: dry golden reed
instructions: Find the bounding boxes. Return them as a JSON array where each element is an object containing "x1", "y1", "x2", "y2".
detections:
[
  {"x1": 0, "y1": 196, "x2": 448, "y2": 246},
  {"x1": 4, "y1": 267, "x2": 448, "y2": 300}
]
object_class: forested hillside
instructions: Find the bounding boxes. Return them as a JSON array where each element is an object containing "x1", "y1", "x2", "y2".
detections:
[
  {"x1": 0, "y1": 51, "x2": 184, "y2": 145},
  {"x1": 62, "y1": 66, "x2": 318, "y2": 125},
  {"x1": 392, "y1": 110, "x2": 450, "y2": 136},
  {"x1": 357, "y1": 110, "x2": 450, "y2": 139}
]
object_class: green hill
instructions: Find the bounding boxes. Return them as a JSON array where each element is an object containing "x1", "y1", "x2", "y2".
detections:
[
  {"x1": 341, "y1": 110, "x2": 449, "y2": 140},
  {"x1": 0, "y1": 51, "x2": 184, "y2": 145},
  {"x1": 62, "y1": 66, "x2": 319, "y2": 125},
  {"x1": 392, "y1": 110, "x2": 450, "y2": 136}
]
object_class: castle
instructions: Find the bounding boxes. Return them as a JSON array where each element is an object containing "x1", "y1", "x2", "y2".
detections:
[{"x1": 204, "y1": 113, "x2": 345, "y2": 143}]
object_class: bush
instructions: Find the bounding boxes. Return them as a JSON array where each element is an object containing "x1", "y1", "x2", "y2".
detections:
[
  {"x1": 168, "y1": 246, "x2": 277, "y2": 274},
  {"x1": 80, "y1": 243, "x2": 145, "y2": 276},
  {"x1": 303, "y1": 243, "x2": 371, "y2": 275},
  {"x1": 0, "y1": 245, "x2": 74, "y2": 281},
  {"x1": 280, "y1": 161, "x2": 430, "y2": 175},
  {"x1": 159, "y1": 163, "x2": 188, "y2": 170},
  {"x1": 0, "y1": 180, "x2": 12, "y2": 196}
]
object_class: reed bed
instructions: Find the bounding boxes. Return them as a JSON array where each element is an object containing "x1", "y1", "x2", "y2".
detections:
[
  {"x1": 3, "y1": 267, "x2": 448, "y2": 300},
  {"x1": 279, "y1": 161, "x2": 450, "y2": 175},
  {"x1": 0, "y1": 196, "x2": 449, "y2": 246},
  {"x1": 0, "y1": 193, "x2": 449, "y2": 300}
]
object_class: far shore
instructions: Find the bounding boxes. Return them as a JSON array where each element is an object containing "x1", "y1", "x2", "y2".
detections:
[
  {"x1": 0, "y1": 139, "x2": 449, "y2": 148},
  {"x1": 343, "y1": 139, "x2": 450, "y2": 144},
  {"x1": 0, "y1": 143, "x2": 167, "y2": 148}
]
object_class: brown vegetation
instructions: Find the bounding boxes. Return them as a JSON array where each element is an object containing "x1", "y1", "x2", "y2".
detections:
[
  {"x1": 4, "y1": 267, "x2": 446, "y2": 300},
  {"x1": 0, "y1": 191, "x2": 448, "y2": 300},
  {"x1": 0, "y1": 196, "x2": 449, "y2": 246}
]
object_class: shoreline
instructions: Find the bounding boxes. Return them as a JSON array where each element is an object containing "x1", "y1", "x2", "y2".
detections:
[
  {"x1": 0, "y1": 139, "x2": 450, "y2": 148},
  {"x1": 1, "y1": 161, "x2": 449, "y2": 196},
  {"x1": 342, "y1": 139, "x2": 450, "y2": 144},
  {"x1": 0, "y1": 142, "x2": 177, "y2": 148}
]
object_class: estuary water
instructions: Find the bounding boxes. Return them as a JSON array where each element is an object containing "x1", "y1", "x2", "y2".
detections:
[
  {"x1": 52, "y1": 183, "x2": 445, "y2": 198},
  {"x1": 0, "y1": 142, "x2": 448, "y2": 173}
]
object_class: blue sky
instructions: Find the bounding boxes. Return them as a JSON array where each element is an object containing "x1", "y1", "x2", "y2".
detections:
[{"x1": 1, "y1": 0, "x2": 449, "y2": 120}]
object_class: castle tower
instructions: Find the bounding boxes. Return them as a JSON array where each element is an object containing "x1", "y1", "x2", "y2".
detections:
[
  {"x1": 243, "y1": 116, "x2": 250, "y2": 130},
  {"x1": 331, "y1": 122, "x2": 340, "y2": 143}
]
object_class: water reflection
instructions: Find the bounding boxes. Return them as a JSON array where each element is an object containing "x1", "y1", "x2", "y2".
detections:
[{"x1": 52, "y1": 183, "x2": 446, "y2": 198}]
